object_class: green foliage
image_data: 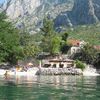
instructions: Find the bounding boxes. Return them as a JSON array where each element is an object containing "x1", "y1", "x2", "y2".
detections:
[
  {"x1": 67, "y1": 24, "x2": 100, "y2": 45},
  {"x1": 40, "y1": 18, "x2": 70, "y2": 55},
  {"x1": 72, "y1": 44, "x2": 98, "y2": 65},
  {"x1": 41, "y1": 17, "x2": 54, "y2": 35},
  {"x1": 50, "y1": 36, "x2": 61, "y2": 55},
  {"x1": 62, "y1": 32, "x2": 68, "y2": 41},
  {"x1": 19, "y1": 32, "x2": 31, "y2": 46},
  {"x1": 81, "y1": 44, "x2": 97, "y2": 64},
  {"x1": 40, "y1": 17, "x2": 57, "y2": 54},
  {"x1": 61, "y1": 32, "x2": 70, "y2": 54},
  {"x1": 23, "y1": 43, "x2": 41, "y2": 58},
  {"x1": 0, "y1": 13, "x2": 23, "y2": 65},
  {"x1": 19, "y1": 31, "x2": 41, "y2": 59},
  {"x1": 94, "y1": 53, "x2": 100, "y2": 68},
  {"x1": 75, "y1": 60, "x2": 85, "y2": 71}
]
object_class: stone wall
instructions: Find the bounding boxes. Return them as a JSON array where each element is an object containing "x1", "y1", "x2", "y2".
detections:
[{"x1": 37, "y1": 67, "x2": 83, "y2": 75}]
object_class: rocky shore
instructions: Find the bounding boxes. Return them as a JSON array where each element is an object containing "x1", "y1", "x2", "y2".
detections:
[{"x1": 37, "y1": 68, "x2": 83, "y2": 75}]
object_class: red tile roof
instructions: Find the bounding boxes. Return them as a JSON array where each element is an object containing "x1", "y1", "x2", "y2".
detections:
[
  {"x1": 68, "y1": 39, "x2": 80, "y2": 46},
  {"x1": 94, "y1": 46, "x2": 100, "y2": 50}
]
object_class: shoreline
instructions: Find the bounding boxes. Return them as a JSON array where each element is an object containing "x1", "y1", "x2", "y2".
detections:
[{"x1": 0, "y1": 65, "x2": 99, "y2": 76}]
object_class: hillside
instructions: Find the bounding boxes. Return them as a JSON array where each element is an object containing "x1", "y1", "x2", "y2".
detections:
[
  {"x1": 1, "y1": 0, "x2": 100, "y2": 34},
  {"x1": 67, "y1": 24, "x2": 100, "y2": 45}
]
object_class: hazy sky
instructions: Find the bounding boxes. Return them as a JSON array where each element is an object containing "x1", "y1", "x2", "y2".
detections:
[{"x1": 0, "y1": 0, "x2": 5, "y2": 4}]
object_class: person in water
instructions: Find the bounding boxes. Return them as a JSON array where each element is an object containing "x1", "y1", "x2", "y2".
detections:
[{"x1": 4, "y1": 71, "x2": 8, "y2": 76}]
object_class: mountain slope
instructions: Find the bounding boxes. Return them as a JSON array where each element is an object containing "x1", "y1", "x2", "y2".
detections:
[{"x1": 1, "y1": 0, "x2": 100, "y2": 33}]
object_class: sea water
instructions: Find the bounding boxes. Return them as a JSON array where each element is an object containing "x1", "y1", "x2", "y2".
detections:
[{"x1": 0, "y1": 75, "x2": 100, "y2": 100}]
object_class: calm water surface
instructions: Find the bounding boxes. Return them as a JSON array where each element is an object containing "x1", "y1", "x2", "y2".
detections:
[{"x1": 0, "y1": 75, "x2": 100, "y2": 100}]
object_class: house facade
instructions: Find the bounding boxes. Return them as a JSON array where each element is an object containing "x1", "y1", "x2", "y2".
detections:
[{"x1": 68, "y1": 39, "x2": 86, "y2": 55}]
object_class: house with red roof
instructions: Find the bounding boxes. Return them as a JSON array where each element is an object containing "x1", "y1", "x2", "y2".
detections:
[
  {"x1": 94, "y1": 46, "x2": 100, "y2": 51},
  {"x1": 68, "y1": 39, "x2": 86, "y2": 55}
]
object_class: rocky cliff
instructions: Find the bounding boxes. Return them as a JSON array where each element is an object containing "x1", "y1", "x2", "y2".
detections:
[{"x1": 1, "y1": 0, "x2": 100, "y2": 33}]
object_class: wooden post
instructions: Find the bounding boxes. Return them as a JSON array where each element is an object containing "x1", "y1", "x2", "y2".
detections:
[{"x1": 39, "y1": 60, "x2": 42, "y2": 68}]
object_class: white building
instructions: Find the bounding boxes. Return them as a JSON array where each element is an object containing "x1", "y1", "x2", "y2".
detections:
[{"x1": 68, "y1": 39, "x2": 86, "y2": 55}]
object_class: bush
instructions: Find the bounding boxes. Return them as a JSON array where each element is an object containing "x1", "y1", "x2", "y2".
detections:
[{"x1": 75, "y1": 60, "x2": 85, "y2": 71}]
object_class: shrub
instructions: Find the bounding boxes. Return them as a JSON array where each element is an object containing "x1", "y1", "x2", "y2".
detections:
[{"x1": 75, "y1": 60, "x2": 85, "y2": 71}]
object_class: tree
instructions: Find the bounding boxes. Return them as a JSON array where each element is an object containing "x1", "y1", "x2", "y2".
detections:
[
  {"x1": 72, "y1": 44, "x2": 98, "y2": 65},
  {"x1": 0, "y1": 12, "x2": 23, "y2": 65},
  {"x1": 23, "y1": 43, "x2": 40, "y2": 58},
  {"x1": 61, "y1": 32, "x2": 70, "y2": 53},
  {"x1": 62, "y1": 32, "x2": 68, "y2": 41},
  {"x1": 40, "y1": 17, "x2": 56, "y2": 53},
  {"x1": 75, "y1": 60, "x2": 85, "y2": 71},
  {"x1": 93, "y1": 52, "x2": 100, "y2": 68},
  {"x1": 50, "y1": 36, "x2": 61, "y2": 55},
  {"x1": 19, "y1": 30, "x2": 41, "y2": 59},
  {"x1": 81, "y1": 44, "x2": 97, "y2": 64}
]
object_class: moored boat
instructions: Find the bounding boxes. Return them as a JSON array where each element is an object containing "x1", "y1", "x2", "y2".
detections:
[
  {"x1": 0, "y1": 67, "x2": 39, "y2": 76},
  {"x1": 9, "y1": 68, "x2": 38, "y2": 76}
]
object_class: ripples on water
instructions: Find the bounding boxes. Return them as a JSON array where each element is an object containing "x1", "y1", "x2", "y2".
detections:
[{"x1": 0, "y1": 75, "x2": 100, "y2": 100}]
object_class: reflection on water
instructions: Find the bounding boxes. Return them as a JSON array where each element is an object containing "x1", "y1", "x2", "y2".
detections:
[{"x1": 0, "y1": 75, "x2": 100, "y2": 100}]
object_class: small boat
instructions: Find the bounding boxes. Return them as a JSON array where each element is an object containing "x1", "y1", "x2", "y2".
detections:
[
  {"x1": 0, "y1": 68, "x2": 39, "y2": 76},
  {"x1": 0, "y1": 69, "x2": 7, "y2": 76},
  {"x1": 9, "y1": 68, "x2": 38, "y2": 76}
]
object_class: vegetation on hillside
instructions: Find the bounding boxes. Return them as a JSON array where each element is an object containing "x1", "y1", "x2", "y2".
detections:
[
  {"x1": 66, "y1": 24, "x2": 100, "y2": 45},
  {"x1": 0, "y1": 13, "x2": 40, "y2": 65},
  {"x1": 0, "y1": 12, "x2": 100, "y2": 68},
  {"x1": 39, "y1": 17, "x2": 70, "y2": 55}
]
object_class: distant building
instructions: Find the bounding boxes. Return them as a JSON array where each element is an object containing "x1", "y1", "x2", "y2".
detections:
[
  {"x1": 68, "y1": 39, "x2": 86, "y2": 55},
  {"x1": 94, "y1": 45, "x2": 100, "y2": 51},
  {"x1": 70, "y1": 46, "x2": 81, "y2": 55}
]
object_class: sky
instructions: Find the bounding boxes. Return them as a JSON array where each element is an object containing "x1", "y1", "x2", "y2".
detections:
[{"x1": 0, "y1": 0, "x2": 5, "y2": 4}]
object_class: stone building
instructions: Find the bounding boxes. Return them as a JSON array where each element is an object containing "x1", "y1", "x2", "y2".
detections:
[{"x1": 43, "y1": 59, "x2": 74, "y2": 68}]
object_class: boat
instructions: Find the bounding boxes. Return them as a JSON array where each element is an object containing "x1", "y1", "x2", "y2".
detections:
[
  {"x1": 0, "y1": 68, "x2": 39, "y2": 76},
  {"x1": 0, "y1": 69, "x2": 7, "y2": 76}
]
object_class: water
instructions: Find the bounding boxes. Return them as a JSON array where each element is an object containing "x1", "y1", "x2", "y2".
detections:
[
  {"x1": 0, "y1": 75, "x2": 100, "y2": 100},
  {"x1": 83, "y1": 66, "x2": 99, "y2": 76}
]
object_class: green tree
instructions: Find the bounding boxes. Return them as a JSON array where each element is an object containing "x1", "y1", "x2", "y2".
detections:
[
  {"x1": 81, "y1": 44, "x2": 97, "y2": 64},
  {"x1": 61, "y1": 32, "x2": 70, "y2": 53},
  {"x1": 23, "y1": 43, "x2": 40, "y2": 58},
  {"x1": 50, "y1": 36, "x2": 61, "y2": 55},
  {"x1": 75, "y1": 60, "x2": 85, "y2": 71},
  {"x1": 0, "y1": 12, "x2": 23, "y2": 65},
  {"x1": 94, "y1": 52, "x2": 100, "y2": 68},
  {"x1": 19, "y1": 31, "x2": 41, "y2": 59},
  {"x1": 72, "y1": 44, "x2": 98, "y2": 65},
  {"x1": 40, "y1": 17, "x2": 56, "y2": 53},
  {"x1": 62, "y1": 32, "x2": 68, "y2": 41}
]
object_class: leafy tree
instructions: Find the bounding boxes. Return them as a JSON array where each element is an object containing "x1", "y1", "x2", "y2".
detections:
[
  {"x1": 50, "y1": 36, "x2": 61, "y2": 55},
  {"x1": 81, "y1": 44, "x2": 97, "y2": 64},
  {"x1": 62, "y1": 32, "x2": 68, "y2": 41},
  {"x1": 40, "y1": 17, "x2": 70, "y2": 55},
  {"x1": 0, "y1": 12, "x2": 23, "y2": 65},
  {"x1": 61, "y1": 32, "x2": 70, "y2": 53},
  {"x1": 75, "y1": 60, "x2": 85, "y2": 71},
  {"x1": 23, "y1": 43, "x2": 40, "y2": 58},
  {"x1": 40, "y1": 17, "x2": 56, "y2": 53},
  {"x1": 19, "y1": 32, "x2": 31, "y2": 46},
  {"x1": 41, "y1": 17, "x2": 54, "y2": 36},
  {"x1": 72, "y1": 44, "x2": 98, "y2": 65},
  {"x1": 93, "y1": 52, "x2": 100, "y2": 68},
  {"x1": 19, "y1": 31, "x2": 41, "y2": 59}
]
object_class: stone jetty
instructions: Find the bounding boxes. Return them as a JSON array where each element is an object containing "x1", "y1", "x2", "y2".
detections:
[{"x1": 37, "y1": 68, "x2": 83, "y2": 75}]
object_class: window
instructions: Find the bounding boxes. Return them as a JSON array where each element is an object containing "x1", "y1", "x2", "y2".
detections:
[
  {"x1": 59, "y1": 63, "x2": 64, "y2": 68},
  {"x1": 52, "y1": 64, "x2": 56, "y2": 68}
]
